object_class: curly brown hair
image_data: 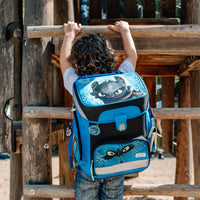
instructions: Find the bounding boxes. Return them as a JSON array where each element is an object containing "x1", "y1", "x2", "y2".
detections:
[{"x1": 70, "y1": 33, "x2": 116, "y2": 76}]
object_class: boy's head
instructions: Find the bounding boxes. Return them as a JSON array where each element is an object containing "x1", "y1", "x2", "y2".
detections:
[{"x1": 70, "y1": 33, "x2": 116, "y2": 76}]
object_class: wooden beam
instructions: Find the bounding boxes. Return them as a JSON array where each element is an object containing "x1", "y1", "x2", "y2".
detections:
[
  {"x1": 143, "y1": 0, "x2": 155, "y2": 18},
  {"x1": 107, "y1": 0, "x2": 120, "y2": 18},
  {"x1": 136, "y1": 65, "x2": 178, "y2": 77},
  {"x1": 27, "y1": 24, "x2": 200, "y2": 39},
  {"x1": 51, "y1": 54, "x2": 179, "y2": 76},
  {"x1": 110, "y1": 37, "x2": 200, "y2": 56},
  {"x1": 124, "y1": 0, "x2": 137, "y2": 18},
  {"x1": 160, "y1": 0, "x2": 176, "y2": 18},
  {"x1": 23, "y1": 184, "x2": 200, "y2": 198},
  {"x1": 89, "y1": 0, "x2": 102, "y2": 19},
  {"x1": 52, "y1": 37, "x2": 200, "y2": 56},
  {"x1": 23, "y1": 106, "x2": 200, "y2": 120},
  {"x1": 88, "y1": 18, "x2": 179, "y2": 25},
  {"x1": 179, "y1": 56, "x2": 200, "y2": 76},
  {"x1": 137, "y1": 55, "x2": 185, "y2": 66}
]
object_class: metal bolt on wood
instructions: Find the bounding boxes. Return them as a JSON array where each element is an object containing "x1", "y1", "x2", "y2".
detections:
[
  {"x1": 29, "y1": 189, "x2": 35, "y2": 195},
  {"x1": 44, "y1": 143, "x2": 49, "y2": 150}
]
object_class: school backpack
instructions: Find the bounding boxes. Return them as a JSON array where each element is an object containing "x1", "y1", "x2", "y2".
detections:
[{"x1": 68, "y1": 71, "x2": 157, "y2": 179}]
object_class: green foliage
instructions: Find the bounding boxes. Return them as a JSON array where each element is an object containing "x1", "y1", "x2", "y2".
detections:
[{"x1": 137, "y1": 0, "x2": 143, "y2": 5}]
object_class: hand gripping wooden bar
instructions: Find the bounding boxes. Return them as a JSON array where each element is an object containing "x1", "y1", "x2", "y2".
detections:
[{"x1": 27, "y1": 24, "x2": 200, "y2": 38}]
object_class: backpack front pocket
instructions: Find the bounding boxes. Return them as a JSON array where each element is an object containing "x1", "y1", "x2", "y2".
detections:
[{"x1": 93, "y1": 136, "x2": 150, "y2": 178}]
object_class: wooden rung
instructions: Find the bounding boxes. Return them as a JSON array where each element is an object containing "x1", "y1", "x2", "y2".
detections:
[
  {"x1": 23, "y1": 184, "x2": 200, "y2": 198},
  {"x1": 23, "y1": 106, "x2": 72, "y2": 119},
  {"x1": 23, "y1": 106, "x2": 200, "y2": 119},
  {"x1": 153, "y1": 107, "x2": 200, "y2": 119},
  {"x1": 27, "y1": 24, "x2": 200, "y2": 39}
]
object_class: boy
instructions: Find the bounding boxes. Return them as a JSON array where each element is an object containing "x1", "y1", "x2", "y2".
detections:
[{"x1": 60, "y1": 20, "x2": 137, "y2": 200}]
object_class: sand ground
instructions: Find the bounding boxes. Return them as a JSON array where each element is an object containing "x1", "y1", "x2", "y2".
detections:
[{"x1": 0, "y1": 153, "x2": 179, "y2": 200}]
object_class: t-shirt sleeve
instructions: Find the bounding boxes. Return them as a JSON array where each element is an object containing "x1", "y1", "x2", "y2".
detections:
[
  {"x1": 63, "y1": 67, "x2": 78, "y2": 95},
  {"x1": 118, "y1": 59, "x2": 135, "y2": 73}
]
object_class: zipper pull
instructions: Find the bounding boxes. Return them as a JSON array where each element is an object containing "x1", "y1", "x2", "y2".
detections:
[{"x1": 91, "y1": 160, "x2": 94, "y2": 181}]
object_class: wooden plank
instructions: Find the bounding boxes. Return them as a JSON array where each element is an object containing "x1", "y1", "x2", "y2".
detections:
[
  {"x1": 179, "y1": 56, "x2": 200, "y2": 76},
  {"x1": 160, "y1": 0, "x2": 176, "y2": 18},
  {"x1": 88, "y1": 18, "x2": 179, "y2": 25},
  {"x1": 107, "y1": 0, "x2": 120, "y2": 18},
  {"x1": 23, "y1": 184, "x2": 200, "y2": 198},
  {"x1": 10, "y1": 152, "x2": 23, "y2": 200},
  {"x1": 27, "y1": 24, "x2": 200, "y2": 38},
  {"x1": 51, "y1": 53, "x2": 179, "y2": 76},
  {"x1": 161, "y1": 77, "x2": 174, "y2": 154},
  {"x1": 23, "y1": 106, "x2": 200, "y2": 120},
  {"x1": 22, "y1": 1, "x2": 53, "y2": 200},
  {"x1": 110, "y1": 37, "x2": 200, "y2": 56},
  {"x1": 74, "y1": 0, "x2": 81, "y2": 23},
  {"x1": 124, "y1": 0, "x2": 137, "y2": 18},
  {"x1": 136, "y1": 65, "x2": 178, "y2": 77},
  {"x1": 138, "y1": 55, "x2": 185, "y2": 66},
  {"x1": 143, "y1": 0, "x2": 155, "y2": 18},
  {"x1": 89, "y1": 0, "x2": 102, "y2": 19}
]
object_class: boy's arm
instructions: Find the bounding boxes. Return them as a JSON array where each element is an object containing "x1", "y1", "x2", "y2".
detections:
[
  {"x1": 60, "y1": 22, "x2": 81, "y2": 76},
  {"x1": 108, "y1": 21, "x2": 137, "y2": 69}
]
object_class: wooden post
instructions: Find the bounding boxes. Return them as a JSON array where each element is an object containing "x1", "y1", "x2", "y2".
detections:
[
  {"x1": 143, "y1": 0, "x2": 156, "y2": 109},
  {"x1": 0, "y1": 0, "x2": 15, "y2": 153},
  {"x1": 7, "y1": 0, "x2": 23, "y2": 199},
  {"x1": 143, "y1": 0, "x2": 155, "y2": 18},
  {"x1": 53, "y1": 1, "x2": 75, "y2": 200},
  {"x1": 144, "y1": 77, "x2": 156, "y2": 108},
  {"x1": 174, "y1": 2, "x2": 193, "y2": 199},
  {"x1": 190, "y1": 71, "x2": 200, "y2": 198},
  {"x1": 160, "y1": 0, "x2": 175, "y2": 154},
  {"x1": 186, "y1": 1, "x2": 200, "y2": 200},
  {"x1": 10, "y1": 152, "x2": 23, "y2": 200},
  {"x1": 22, "y1": 1, "x2": 53, "y2": 200},
  {"x1": 175, "y1": 77, "x2": 191, "y2": 200},
  {"x1": 161, "y1": 77, "x2": 174, "y2": 153}
]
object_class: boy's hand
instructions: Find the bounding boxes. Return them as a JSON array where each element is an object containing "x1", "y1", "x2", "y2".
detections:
[
  {"x1": 63, "y1": 21, "x2": 81, "y2": 39},
  {"x1": 108, "y1": 21, "x2": 129, "y2": 34}
]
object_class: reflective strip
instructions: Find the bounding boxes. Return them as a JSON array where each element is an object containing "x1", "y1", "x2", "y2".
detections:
[{"x1": 95, "y1": 159, "x2": 149, "y2": 175}]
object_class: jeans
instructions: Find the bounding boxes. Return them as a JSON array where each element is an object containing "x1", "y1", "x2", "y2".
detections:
[{"x1": 75, "y1": 168, "x2": 124, "y2": 200}]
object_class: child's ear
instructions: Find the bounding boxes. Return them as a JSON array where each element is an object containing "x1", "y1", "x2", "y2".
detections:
[
  {"x1": 91, "y1": 81, "x2": 98, "y2": 91},
  {"x1": 114, "y1": 76, "x2": 125, "y2": 84}
]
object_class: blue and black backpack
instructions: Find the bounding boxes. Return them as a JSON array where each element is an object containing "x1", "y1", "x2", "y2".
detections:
[{"x1": 68, "y1": 71, "x2": 157, "y2": 179}]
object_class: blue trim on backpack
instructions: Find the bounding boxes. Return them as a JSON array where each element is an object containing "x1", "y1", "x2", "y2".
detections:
[{"x1": 68, "y1": 133, "x2": 74, "y2": 170}]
